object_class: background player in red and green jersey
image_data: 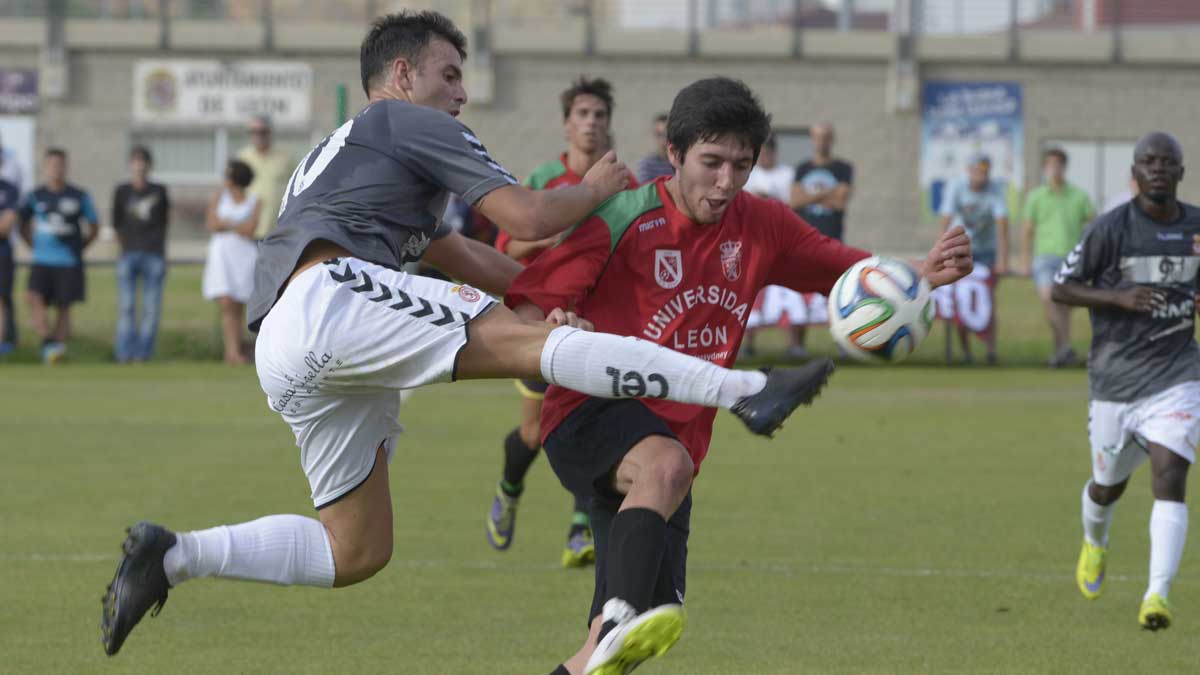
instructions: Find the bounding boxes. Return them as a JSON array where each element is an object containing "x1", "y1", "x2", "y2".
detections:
[
  {"x1": 507, "y1": 78, "x2": 974, "y2": 675},
  {"x1": 487, "y1": 77, "x2": 639, "y2": 568}
]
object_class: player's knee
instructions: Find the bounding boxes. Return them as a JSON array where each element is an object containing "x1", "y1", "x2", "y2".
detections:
[
  {"x1": 648, "y1": 446, "x2": 694, "y2": 500},
  {"x1": 1090, "y1": 479, "x2": 1127, "y2": 505},
  {"x1": 334, "y1": 538, "x2": 393, "y2": 585}
]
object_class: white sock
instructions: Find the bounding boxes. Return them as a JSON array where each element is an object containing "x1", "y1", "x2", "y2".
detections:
[
  {"x1": 163, "y1": 514, "x2": 336, "y2": 588},
  {"x1": 540, "y1": 326, "x2": 766, "y2": 409},
  {"x1": 1081, "y1": 481, "x2": 1116, "y2": 547},
  {"x1": 1147, "y1": 500, "x2": 1188, "y2": 599}
]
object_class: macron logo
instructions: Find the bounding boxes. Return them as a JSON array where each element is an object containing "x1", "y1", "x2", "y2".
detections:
[{"x1": 639, "y1": 217, "x2": 667, "y2": 233}]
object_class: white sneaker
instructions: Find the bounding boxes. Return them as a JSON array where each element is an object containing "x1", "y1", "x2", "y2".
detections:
[{"x1": 584, "y1": 599, "x2": 686, "y2": 675}]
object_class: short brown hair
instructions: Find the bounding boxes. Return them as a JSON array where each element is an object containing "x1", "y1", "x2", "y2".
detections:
[{"x1": 560, "y1": 76, "x2": 614, "y2": 120}]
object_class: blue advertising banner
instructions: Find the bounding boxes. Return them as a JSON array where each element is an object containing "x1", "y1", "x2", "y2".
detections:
[{"x1": 920, "y1": 81, "x2": 1023, "y2": 225}]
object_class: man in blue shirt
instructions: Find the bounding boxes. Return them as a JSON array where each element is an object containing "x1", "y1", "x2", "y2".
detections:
[
  {"x1": 0, "y1": 161, "x2": 19, "y2": 354},
  {"x1": 6, "y1": 148, "x2": 99, "y2": 362},
  {"x1": 938, "y1": 153, "x2": 1009, "y2": 365}
]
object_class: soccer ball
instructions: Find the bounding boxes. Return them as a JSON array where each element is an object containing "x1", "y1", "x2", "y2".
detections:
[{"x1": 827, "y1": 256, "x2": 933, "y2": 362}]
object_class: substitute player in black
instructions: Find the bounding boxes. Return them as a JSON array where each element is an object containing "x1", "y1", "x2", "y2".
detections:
[
  {"x1": 1054, "y1": 132, "x2": 1200, "y2": 630},
  {"x1": 100, "y1": 11, "x2": 837, "y2": 657}
]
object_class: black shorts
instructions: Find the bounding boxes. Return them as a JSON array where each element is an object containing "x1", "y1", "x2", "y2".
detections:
[
  {"x1": 28, "y1": 264, "x2": 85, "y2": 306},
  {"x1": 542, "y1": 398, "x2": 690, "y2": 624}
]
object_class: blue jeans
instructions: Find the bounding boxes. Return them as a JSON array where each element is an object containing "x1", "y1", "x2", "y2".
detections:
[{"x1": 115, "y1": 252, "x2": 166, "y2": 361}]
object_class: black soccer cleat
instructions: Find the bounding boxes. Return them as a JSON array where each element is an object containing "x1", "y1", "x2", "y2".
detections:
[
  {"x1": 101, "y1": 521, "x2": 177, "y2": 656},
  {"x1": 730, "y1": 359, "x2": 835, "y2": 437}
]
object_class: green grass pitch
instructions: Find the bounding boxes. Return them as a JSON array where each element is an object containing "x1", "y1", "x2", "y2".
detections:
[{"x1": 0, "y1": 267, "x2": 1197, "y2": 673}]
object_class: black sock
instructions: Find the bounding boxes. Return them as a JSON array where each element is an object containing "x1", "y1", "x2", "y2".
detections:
[
  {"x1": 548, "y1": 666, "x2": 570, "y2": 675},
  {"x1": 602, "y1": 507, "x2": 668, "y2": 630},
  {"x1": 501, "y1": 428, "x2": 538, "y2": 495}
]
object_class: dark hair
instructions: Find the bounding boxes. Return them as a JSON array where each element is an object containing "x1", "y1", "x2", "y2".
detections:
[
  {"x1": 360, "y1": 10, "x2": 468, "y2": 96},
  {"x1": 129, "y1": 145, "x2": 153, "y2": 164},
  {"x1": 653, "y1": 112, "x2": 669, "y2": 125},
  {"x1": 46, "y1": 147, "x2": 67, "y2": 161},
  {"x1": 560, "y1": 76, "x2": 614, "y2": 120},
  {"x1": 226, "y1": 159, "x2": 255, "y2": 189},
  {"x1": 666, "y1": 78, "x2": 771, "y2": 164},
  {"x1": 1043, "y1": 147, "x2": 1068, "y2": 165}
]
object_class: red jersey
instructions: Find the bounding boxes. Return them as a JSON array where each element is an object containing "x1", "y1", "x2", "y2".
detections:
[
  {"x1": 506, "y1": 177, "x2": 870, "y2": 470},
  {"x1": 495, "y1": 153, "x2": 638, "y2": 266}
]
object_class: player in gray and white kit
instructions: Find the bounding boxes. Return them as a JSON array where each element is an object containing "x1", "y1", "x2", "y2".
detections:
[
  {"x1": 1054, "y1": 132, "x2": 1197, "y2": 631},
  {"x1": 98, "y1": 11, "x2": 945, "y2": 657}
]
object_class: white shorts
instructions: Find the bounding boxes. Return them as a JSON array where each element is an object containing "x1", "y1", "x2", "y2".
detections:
[
  {"x1": 255, "y1": 257, "x2": 496, "y2": 508},
  {"x1": 1088, "y1": 381, "x2": 1200, "y2": 486}
]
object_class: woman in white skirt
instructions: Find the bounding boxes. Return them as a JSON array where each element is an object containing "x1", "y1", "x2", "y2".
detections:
[{"x1": 202, "y1": 160, "x2": 261, "y2": 365}]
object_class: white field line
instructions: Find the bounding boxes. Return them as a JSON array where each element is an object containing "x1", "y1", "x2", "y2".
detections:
[{"x1": 2, "y1": 553, "x2": 1174, "y2": 585}]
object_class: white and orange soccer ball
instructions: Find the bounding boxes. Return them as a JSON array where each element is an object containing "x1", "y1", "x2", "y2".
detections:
[{"x1": 827, "y1": 256, "x2": 934, "y2": 362}]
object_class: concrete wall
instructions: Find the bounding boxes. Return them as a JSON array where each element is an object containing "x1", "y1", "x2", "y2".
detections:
[{"x1": 4, "y1": 25, "x2": 1200, "y2": 259}]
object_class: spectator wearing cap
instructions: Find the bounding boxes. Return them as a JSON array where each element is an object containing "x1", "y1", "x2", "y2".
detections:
[
  {"x1": 938, "y1": 153, "x2": 1009, "y2": 364},
  {"x1": 112, "y1": 146, "x2": 170, "y2": 363},
  {"x1": 236, "y1": 115, "x2": 292, "y2": 240}
]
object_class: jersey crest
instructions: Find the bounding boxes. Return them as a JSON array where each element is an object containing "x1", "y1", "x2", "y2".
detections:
[
  {"x1": 655, "y1": 249, "x2": 683, "y2": 289},
  {"x1": 720, "y1": 240, "x2": 742, "y2": 282}
]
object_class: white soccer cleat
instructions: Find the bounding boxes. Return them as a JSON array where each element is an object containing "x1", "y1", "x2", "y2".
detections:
[{"x1": 585, "y1": 599, "x2": 686, "y2": 675}]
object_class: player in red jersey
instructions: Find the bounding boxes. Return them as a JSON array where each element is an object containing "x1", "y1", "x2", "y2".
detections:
[
  {"x1": 487, "y1": 77, "x2": 638, "y2": 568},
  {"x1": 511, "y1": 78, "x2": 973, "y2": 675}
]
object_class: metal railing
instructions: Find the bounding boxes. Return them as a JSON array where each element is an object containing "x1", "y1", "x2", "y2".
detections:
[{"x1": 2, "y1": 0, "x2": 1199, "y2": 57}]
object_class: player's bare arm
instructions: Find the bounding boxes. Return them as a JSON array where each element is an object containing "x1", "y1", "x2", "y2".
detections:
[
  {"x1": 84, "y1": 218, "x2": 100, "y2": 248},
  {"x1": 477, "y1": 150, "x2": 630, "y2": 241},
  {"x1": 0, "y1": 208, "x2": 13, "y2": 238},
  {"x1": 503, "y1": 234, "x2": 559, "y2": 261},
  {"x1": 1052, "y1": 280, "x2": 1165, "y2": 313},
  {"x1": 423, "y1": 229, "x2": 523, "y2": 296}
]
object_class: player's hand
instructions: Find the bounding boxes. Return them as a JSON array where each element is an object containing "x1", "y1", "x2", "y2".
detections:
[
  {"x1": 920, "y1": 225, "x2": 973, "y2": 289},
  {"x1": 1114, "y1": 286, "x2": 1166, "y2": 313},
  {"x1": 545, "y1": 307, "x2": 594, "y2": 331},
  {"x1": 582, "y1": 151, "x2": 632, "y2": 202}
]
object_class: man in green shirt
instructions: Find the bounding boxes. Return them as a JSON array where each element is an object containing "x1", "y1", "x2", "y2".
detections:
[{"x1": 1021, "y1": 148, "x2": 1095, "y2": 367}]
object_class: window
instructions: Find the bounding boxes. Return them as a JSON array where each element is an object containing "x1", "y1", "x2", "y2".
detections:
[{"x1": 129, "y1": 127, "x2": 313, "y2": 185}]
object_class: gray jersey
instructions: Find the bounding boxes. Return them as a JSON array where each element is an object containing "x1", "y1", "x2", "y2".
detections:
[
  {"x1": 1055, "y1": 201, "x2": 1200, "y2": 402},
  {"x1": 248, "y1": 100, "x2": 518, "y2": 330}
]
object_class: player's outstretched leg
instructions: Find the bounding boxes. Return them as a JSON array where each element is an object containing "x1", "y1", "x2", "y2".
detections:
[
  {"x1": 1141, "y1": 443, "x2": 1190, "y2": 631},
  {"x1": 101, "y1": 446, "x2": 391, "y2": 656},
  {"x1": 458, "y1": 311, "x2": 835, "y2": 438}
]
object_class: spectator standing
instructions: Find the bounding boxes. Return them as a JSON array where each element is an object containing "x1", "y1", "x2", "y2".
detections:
[
  {"x1": 939, "y1": 153, "x2": 1009, "y2": 365},
  {"x1": 0, "y1": 158, "x2": 18, "y2": 354},
  {"x1": 4, "y1": 148, "x2": 100, "y2": 363},
  {"x1": 741, "y1": 134, "x2": 810, "y2": 359},
  {"x1": 202, "y1": 160, "x2": 260, "y2": 365},
  {"x1": 112, "y1": 146, "x2": 170, "y2": 363},
  {"x1": 789, "y1": 122, "x2": 854, "y2": 355},
  {"x1": 634, "y1": 112, "x2": 673, "y2": 184},
  {"x1": 1020, "y1": 148, "x2": 1095, "y2": 367},
  {"x1": 236, "y1": 115, "x2": 291, "y2": 240}
]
